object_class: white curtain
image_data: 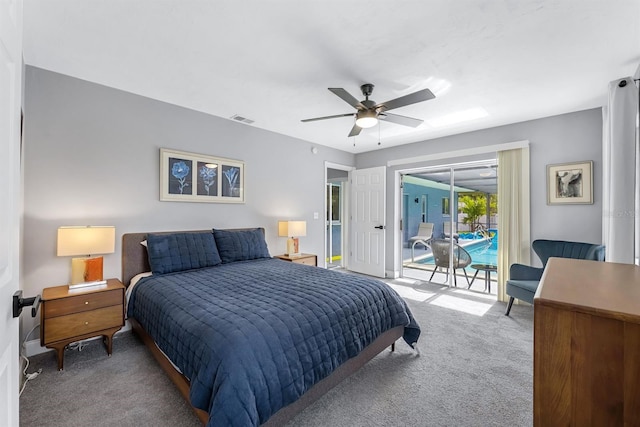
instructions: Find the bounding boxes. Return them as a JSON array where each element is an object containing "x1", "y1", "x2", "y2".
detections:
[
  {"x1": 497, "y1": 147, "x2": 530, "y2": 302},
  {"x1": 603, "y1": 77, "x2": 639, "y2": 265}
]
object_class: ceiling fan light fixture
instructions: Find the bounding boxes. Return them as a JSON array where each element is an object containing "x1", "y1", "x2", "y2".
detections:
[
  {"x1": 355, "y1": 110, "x2": 378, "y2": 128},
  {"x1": 302, "y1": 83, "x2": 434, "y2": 137}
]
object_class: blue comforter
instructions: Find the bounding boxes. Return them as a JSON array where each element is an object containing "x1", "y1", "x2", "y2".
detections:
[{"x1": 128, "y1": 258, "x2": 420, "y2": 426}]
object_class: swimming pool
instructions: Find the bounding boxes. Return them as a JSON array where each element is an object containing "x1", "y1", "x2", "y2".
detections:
[
  {"x1": 462, "y1": 240, "x2": 497, "y2": 267},
  {"x1": 462, "y1": 230, "x2": 497, "y2": 263}
]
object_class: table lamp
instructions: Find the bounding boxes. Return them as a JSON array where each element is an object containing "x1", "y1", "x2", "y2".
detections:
[
  {"x1": 57, "y1": 226, "x2": 115, "y2": 289},
  {"x1": 278, "y1": 220, "x2": 306, "y2": 257}
]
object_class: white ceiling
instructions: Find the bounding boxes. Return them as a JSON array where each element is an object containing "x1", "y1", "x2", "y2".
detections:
[{"x1": 23, "y1": 0, "x2": 640, "y2": 154}]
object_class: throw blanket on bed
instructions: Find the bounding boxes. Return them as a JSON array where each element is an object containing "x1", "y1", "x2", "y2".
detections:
[{"x1": 128, "y1": 258, "x2": 420, "y2": 426}]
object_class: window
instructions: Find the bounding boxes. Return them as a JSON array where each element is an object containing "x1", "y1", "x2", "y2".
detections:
[
  {"x1": 326, "y1": 183, "x2": 341, "y2": 222},
  {"x1": 442, "y1": 197, "x2": 450, "y2": 216}
]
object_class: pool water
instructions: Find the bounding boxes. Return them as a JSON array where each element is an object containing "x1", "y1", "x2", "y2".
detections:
[{"x1": 463, "y1": 240, "x2": 497, "y2": 267}]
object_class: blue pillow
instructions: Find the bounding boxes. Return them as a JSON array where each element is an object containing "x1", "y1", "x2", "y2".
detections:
[
  {"x1": 213, "y1": 228, "x2": 270, "y2": 263},
  {"x1": 146, "y1": 232, "x2": 222, "y2": 275}
]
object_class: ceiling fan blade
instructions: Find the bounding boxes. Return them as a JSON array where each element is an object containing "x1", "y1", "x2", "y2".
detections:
[
  {"x1": 348, "y1": 123, "x2": 363, "y2": 137},
  {"x1": 329, "y1": 88, "x2": 366, "y2": 110},
  {"x1": 380, "y1": 112, "x2": 423, "y2": 128},
  {"x1": 375, "y1": 88, "x2": 435, "y2": 112},
  {"x1": 301, "y1": 113, "x2": 354, "y2": 123}
]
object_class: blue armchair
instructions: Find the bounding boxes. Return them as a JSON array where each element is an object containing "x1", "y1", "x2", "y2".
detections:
[{"x1": 505, "y1": 239, "x2": 605, "y2": 316}]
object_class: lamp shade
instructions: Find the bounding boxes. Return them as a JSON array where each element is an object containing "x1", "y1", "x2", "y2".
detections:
[
  {"x1": 57, "y1": 226, "x2": 116, "y2": 256},
  {"x1": 278, "y1": 221, "x2": 306, "y2": 237}
]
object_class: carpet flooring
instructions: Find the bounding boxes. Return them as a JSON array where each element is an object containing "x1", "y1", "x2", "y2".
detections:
[{"x1": 20, "y1": 279, "x2": 533, "y2": 426}]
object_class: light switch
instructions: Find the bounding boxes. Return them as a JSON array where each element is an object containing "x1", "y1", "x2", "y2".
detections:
[{"x1": 313, "y1": 212, "x2": 319, "y2": 220}]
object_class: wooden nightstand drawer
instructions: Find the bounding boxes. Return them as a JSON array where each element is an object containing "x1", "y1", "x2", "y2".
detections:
[
  {"x1": 44, "y1": 289, "x2": 122, "y2": 318},
  {"x1": 44, "y1": 305, "x2": 123, "y2": 344},
  {"x1": 274, "y1": 253, "x2": 317, "y2": 266},
  {"x1": 294, "y1": 256, "x2": 316, "y2": 266}
]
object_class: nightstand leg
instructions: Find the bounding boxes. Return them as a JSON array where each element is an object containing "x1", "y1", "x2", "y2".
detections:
[
  {"x1": 104, "y1": 332, "x2": 115, "y2": 355},
  {"x1": 49, "y1": 343, "x2": 66, "y2": 371}
]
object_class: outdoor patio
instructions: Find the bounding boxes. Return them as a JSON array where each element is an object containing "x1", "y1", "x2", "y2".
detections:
[{"x1": 401, "y1": 246, "x2": 498, "y2": 297}]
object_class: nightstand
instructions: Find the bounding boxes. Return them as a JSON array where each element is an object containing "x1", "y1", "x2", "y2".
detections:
[
  {"x1": 274, "y1": 253, "x2": 317, "y2": 266},
  {"x1": 40, "y1": 278, "x2": 125, "y2": 370}
]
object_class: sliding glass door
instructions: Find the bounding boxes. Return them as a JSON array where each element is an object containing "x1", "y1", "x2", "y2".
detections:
[{"x1": 401, "y1": 161, "x2": 498, "y2": 293}]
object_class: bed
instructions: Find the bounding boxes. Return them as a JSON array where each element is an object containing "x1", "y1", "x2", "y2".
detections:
[{"x1": 122, "y1": 228, "x2": 420, "y2": 426}]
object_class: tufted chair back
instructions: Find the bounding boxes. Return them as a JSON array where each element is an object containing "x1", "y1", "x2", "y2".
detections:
[{"x1": 532, "y1": 239, "x2": 605, "y2": 266}]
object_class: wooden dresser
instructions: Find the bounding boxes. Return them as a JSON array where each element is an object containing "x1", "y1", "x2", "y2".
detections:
[
  {"x1": 40, "y1": 278, "x2": 125, "y2": 370},
  {"x1": 534, "y1": 258, "x2": 640, "y2": 426}
]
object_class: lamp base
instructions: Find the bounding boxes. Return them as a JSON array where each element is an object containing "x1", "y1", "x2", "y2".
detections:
[
  {"x1": 69, "y1": 280, "x2": 107, "y2": 290},
  {"x1": 284, "y1": 237, "x2": 301, "y2": 257},
  {"x1": 70, "y1": 256, "x2": 104, "y2": 285}
]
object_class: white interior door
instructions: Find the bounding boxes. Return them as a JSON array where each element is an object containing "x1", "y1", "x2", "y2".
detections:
[
  {"x1": 0, "y1": 0, "x2": 23, "y2": 425},
  {"x1": 350, "y1": 166, "x2": 386, "y2": 277}
]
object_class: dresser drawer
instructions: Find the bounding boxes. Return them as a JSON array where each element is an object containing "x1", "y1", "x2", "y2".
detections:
[
  {"x1": 44, "y1": 289, "x2": 122, "y2": 318},
  {"x1": 44, "y1": 305, "x2": 123, "y2": 344}
]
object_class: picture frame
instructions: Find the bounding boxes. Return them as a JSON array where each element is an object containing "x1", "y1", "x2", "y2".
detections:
[
  {"x1": 160, "y1": 148, "x2": 244, "y2": 203},
  {"x1": 546, "y1": 160, "x2": 593, "y2": 205}
]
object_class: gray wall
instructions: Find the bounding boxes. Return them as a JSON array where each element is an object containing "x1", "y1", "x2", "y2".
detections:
[
  {"x1": 356, "y1": 108, "x2": 604, "y2": 275},
  {"x1": 21, "y1": 67, "x2": 354, "y2": 335}
]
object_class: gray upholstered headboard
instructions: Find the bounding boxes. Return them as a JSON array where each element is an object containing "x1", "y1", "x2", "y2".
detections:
[{"x1": 121, "y1": 228, "x2": 265, "y2": 287}]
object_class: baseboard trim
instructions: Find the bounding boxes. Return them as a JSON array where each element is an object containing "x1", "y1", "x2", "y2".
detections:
[{"x1": 24, "y1": 320, "x2": 132, "y2": 358}]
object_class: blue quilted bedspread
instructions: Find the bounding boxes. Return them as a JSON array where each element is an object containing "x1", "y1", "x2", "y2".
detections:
[{"x1": 127, "y1": 258, "x2": 420, "y2": 426}]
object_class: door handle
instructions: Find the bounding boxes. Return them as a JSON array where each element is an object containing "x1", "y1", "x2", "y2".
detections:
[
  {"x1": 12, "y1": 291, "x2": 41, "y2": 318},
  {"x1": 374, "y1": 225, "x2": 385, "y2": 230}
]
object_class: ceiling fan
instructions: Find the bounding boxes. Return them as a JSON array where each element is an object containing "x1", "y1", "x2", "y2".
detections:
[{"x1": 301, "y1": 83, "x2": 435, "y2": 137}]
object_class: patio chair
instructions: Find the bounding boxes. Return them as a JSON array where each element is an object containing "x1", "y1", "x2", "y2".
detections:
[
  {"x1": 505, "y1": 239, "x2": 605, "y2": 316},
  {"x1": 443, "y1": 221, "x2": 459, "y2": 242},
  {"x1": 428, "y1": 239, "x2": 472, "y2": 286},
  {"x1": 408, "y1": 222, "x2": 434, "y2": 261}
]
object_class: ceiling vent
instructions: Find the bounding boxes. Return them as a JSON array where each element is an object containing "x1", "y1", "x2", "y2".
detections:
[{"x1": 230, "y1": 114, "x2": 255, "y2": 125}]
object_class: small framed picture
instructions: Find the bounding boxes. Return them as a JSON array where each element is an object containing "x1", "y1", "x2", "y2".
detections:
[
  {"x1": 160, "y1": 148, "x2": 244, "y2": 203},
  {"x1": 546, "y1": 160, "x2": 593, "y2": 205}
]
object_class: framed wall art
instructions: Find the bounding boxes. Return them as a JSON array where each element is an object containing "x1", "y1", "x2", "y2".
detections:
[
  {"x1": 546, "y1": 160, "x2": 593, "y2": 205},
  {"x1": 160, "y1": 148, "x2": 244, "y2": 203}
]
